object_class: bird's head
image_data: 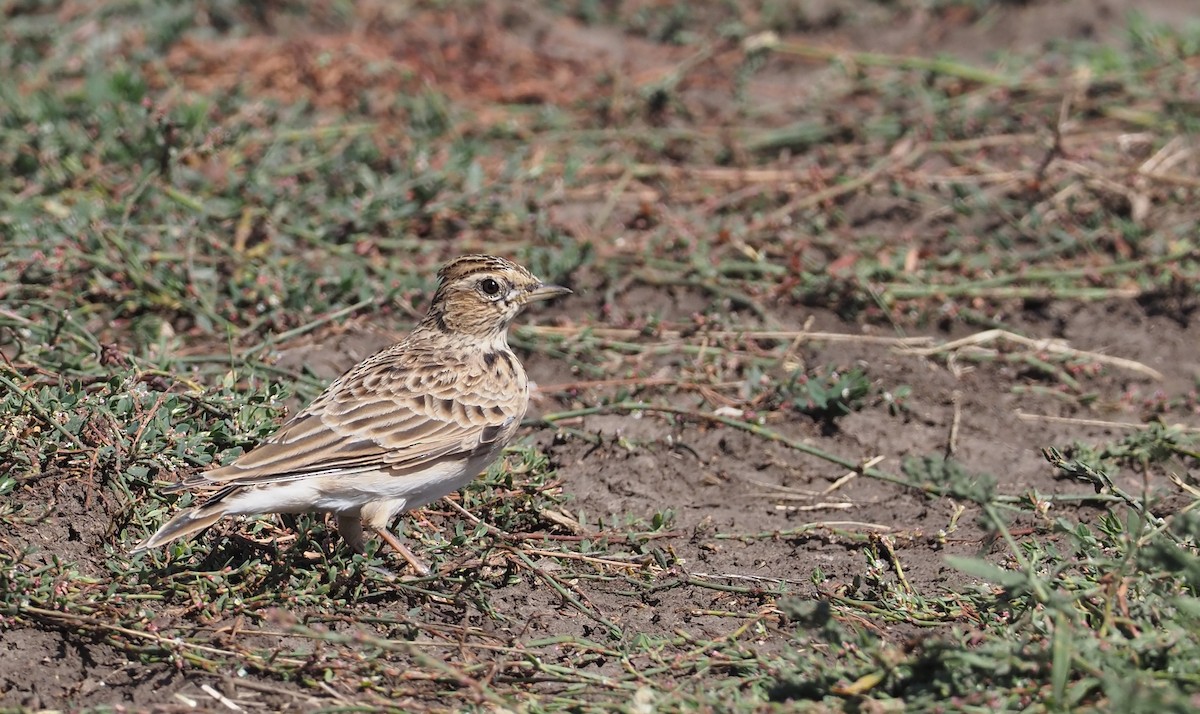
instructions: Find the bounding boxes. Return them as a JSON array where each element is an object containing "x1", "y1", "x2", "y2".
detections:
[{"x1": 423, "y1": 255, "x2": 570, "y2": 338}]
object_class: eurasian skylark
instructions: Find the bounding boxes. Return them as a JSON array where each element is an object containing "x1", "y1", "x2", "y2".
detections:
[{"x1": 132, "y1": 255, "x2": 570, "y2": 574}]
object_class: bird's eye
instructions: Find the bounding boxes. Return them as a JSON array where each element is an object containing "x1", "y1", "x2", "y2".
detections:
[{"x1": 480, "y1": 278, "x2": 502, "y2": 297}]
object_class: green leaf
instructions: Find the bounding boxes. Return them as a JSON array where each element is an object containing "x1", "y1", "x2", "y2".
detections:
[
  {"x1": 944, "y1": 556, "x2": 1025, "y2": 588},
  {"x1": 1051, "y1": 612, "x2": 1070, "y2": 707},
  {"x1": 1173, "y1": 596, "x2": 1200, "y2": 619}
]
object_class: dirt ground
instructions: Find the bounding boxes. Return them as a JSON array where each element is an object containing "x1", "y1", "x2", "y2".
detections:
[{"x1": 4, "y1": 0, "x2": 1199, "y2": 710}]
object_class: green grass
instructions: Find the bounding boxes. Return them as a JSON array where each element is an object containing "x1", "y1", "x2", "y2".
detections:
[{"x1": 3, "y1": 1, "x2": 1200, "y2": 712}]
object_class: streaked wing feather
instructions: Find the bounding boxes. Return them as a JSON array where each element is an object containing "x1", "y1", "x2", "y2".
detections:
[{"x1": 195, "y1": 381, "x2": 518, "y2": 488}]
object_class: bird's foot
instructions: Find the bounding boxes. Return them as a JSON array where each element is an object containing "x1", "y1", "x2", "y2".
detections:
[{"x1": 373, "y1": 526, "x2": 432, "y2": 577}]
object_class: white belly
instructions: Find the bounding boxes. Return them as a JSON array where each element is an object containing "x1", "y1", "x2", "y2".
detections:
[{"x1": 221, "y1": 451, "x2": 498, "y2": 518}]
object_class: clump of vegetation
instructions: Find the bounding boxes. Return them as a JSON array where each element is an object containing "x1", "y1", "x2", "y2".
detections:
[
  {"x1": 781, "y1": 365, "x2": 872, "y2": 420},
  {"x1": 744, "y1": 363, "x2": 907, "y2": 423}
]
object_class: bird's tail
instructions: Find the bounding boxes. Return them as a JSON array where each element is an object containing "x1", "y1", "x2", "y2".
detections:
[{"x1": 130, "y1": 504, "x2": 227, "y2": 553}]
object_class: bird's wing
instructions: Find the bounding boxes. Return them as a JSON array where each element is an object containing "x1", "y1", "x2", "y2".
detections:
[{"x1": 176, "y1": 348, "x2": 525, "y2": 489}]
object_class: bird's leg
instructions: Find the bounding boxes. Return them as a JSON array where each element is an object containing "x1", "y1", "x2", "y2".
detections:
[
  {"x1": 336, "y1": 514, "x2": 366, "y2": 554},
  {"x1": 373, "y1": 526, "x2": 432, "y2": 576}
]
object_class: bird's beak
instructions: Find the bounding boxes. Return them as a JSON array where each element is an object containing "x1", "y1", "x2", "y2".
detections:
[{"x1": 525, "y1": 283, "x2": 572, "y2": 303}]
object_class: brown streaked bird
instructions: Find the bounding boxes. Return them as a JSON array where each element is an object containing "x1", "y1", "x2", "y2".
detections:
[{"x1": 131, "y1": 255, "x2": 570, "y2": 574}]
